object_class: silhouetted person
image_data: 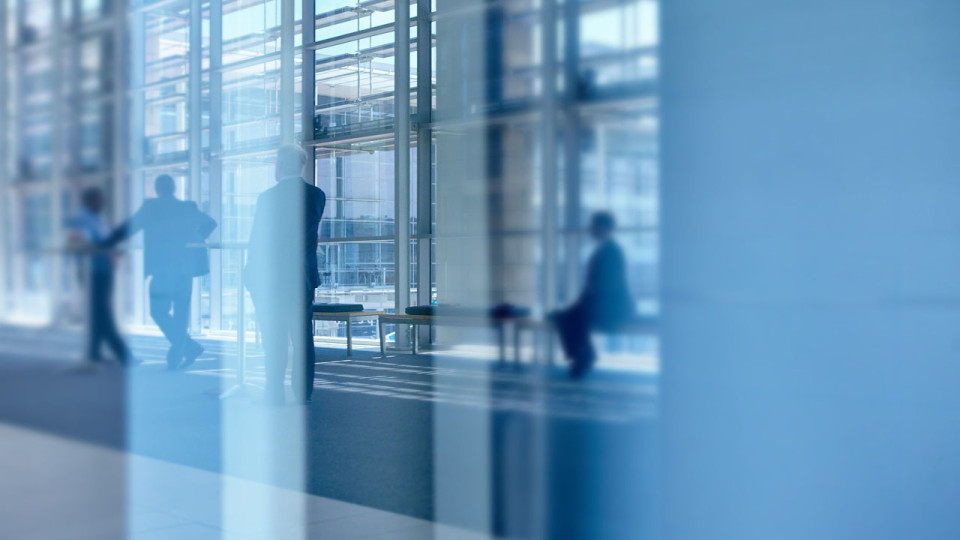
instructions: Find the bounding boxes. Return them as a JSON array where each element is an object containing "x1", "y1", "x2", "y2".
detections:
[
  {"x1": 551, "y1": 212, "x2": 634, "y2": 378},
  {"x1": 65, "y1": 187, "x2": 133, "y2": 367},
  {"x1": 245, "y1": 144, "x2": 326, "y2": 405},
  {"x1": 103, "y1": 175, "x2": 217, "y2": 370}
]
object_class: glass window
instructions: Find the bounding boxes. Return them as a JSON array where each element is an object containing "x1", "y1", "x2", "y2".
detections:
[
  {"x1": 579, "y1": 0, "x2": 659, "y2": 89},
  {"x1": 219, "y1": 152, "x2": 274, "y2": 331},
  {"x1": 315, "y1": 0, "x2": 396, "y2": 43},
  {"x1": 221, "y1": 60, "x2": 282, "y2": 152}
]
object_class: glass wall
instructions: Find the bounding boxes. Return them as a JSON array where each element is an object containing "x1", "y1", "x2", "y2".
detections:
[
  {"x1": 0, "y1": 0, "x2": 658, "y2": 356},
  {"x1": 1, "y1": 0, "x2": 121, "y2": 323}
]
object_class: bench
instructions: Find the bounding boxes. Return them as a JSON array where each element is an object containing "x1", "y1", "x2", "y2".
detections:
[
  {"x1": 377, "y1": 313, "x2": 527, "y2": 364},
  {"x1": 513, "y1": 317, "x2": 658, "y2": 365},
  {"x1": 312, "y1": 304, "x2": 383, "y2": 356}
]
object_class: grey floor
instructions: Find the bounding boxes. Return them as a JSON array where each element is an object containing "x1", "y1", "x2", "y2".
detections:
[
  {"x1": 0, "y1": 325, "x2": 659, "y2": 539},
  {"x1": 0, "y1": 422, "x2": 488, "y2": 539}
]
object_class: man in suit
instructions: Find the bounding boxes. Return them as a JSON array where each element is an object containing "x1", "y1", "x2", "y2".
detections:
[
  {"x1": 245, "y1": 144, "x2": 326, "y2": 405},
  {"x1": 551, "y1": 211, "x2": 635, "y2": 378},
  {"x1": 65, "y1": 187, "x2": 134, "y2": 368},
  {"x1": 103, "y1": 175, "x2": 217, "y2": 370}
]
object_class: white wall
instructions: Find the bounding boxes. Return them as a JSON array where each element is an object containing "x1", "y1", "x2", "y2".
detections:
[{"x1": 661, "y1": 1, "x2": 960, "y2": 539}]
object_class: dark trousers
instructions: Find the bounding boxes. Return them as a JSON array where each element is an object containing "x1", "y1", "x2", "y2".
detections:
[
  {"x1": 253, "y1": 288, "x2": 316, "y2": 402},
  {"x1": 149, "y1": 273, "x2": 194, "y2": 367},
  {"x1": 552, "y1": 304, "x2": 596, "y2": 369},
  {"x1": 86, "y1": 271, "x2": 130, "y2": 363}
]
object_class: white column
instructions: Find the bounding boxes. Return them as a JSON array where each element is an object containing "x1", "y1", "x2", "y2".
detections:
[{"x1": 432, "y1": 1, "x2": 492, "y2": 535}]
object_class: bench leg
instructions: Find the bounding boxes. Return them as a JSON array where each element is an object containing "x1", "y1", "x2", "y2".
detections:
[
  {"x1": 346, "y1": 316, "x2": 353, "y2": 356},
  {"x1": 531, "y1": 329, "x2": 539, "y2": 365},
  {"x1": 513, "y1": 324, "x2": 521, "y2": 368},
  {"x1": 378, "y1": 319, "x2": 386, "y2": 358},
  {"x1": 411, "y1": 325, "x2": 418, "y2": 355},
  {"x1": 497, "y1": 324, "x2": 506, "y2": 367},
  {"x1": 547, "y1": 330, "x2": 555, "y2": 366}
]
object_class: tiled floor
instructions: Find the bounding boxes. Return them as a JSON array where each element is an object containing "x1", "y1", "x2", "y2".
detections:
[
  {"x1": 0, "y1": 422, "x2": 489, "y2": 539},
  {"x1": 0, "y1": 325, "x2": 658, "y2": 539}
]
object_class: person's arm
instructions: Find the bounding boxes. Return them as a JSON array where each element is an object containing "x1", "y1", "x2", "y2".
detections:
[
  {"x1": 63, "y1": 215, "x2": 91, "y2": 252},
  {"x1": 571, "y1": 251, "x2": 599, "y2": 308},
  {"x1": 577, "y1": 244, "x2": 621, "y2": 305},
  {"x1": 63, "y1": 215, "x2": 84, "y2": 229},
  {"x1": 102, "y1": 205, "x2": 146, "y2": 247},
  {"x1": 189, "y1": 201, "x2": 218, "y2": 240},
  {"x1": 590, "y1": 244, "x2": 622, "y2": 294}
]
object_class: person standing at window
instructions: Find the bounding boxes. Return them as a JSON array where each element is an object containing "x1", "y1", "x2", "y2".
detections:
[
  {"x1": 103, "y1": 175, "x2": 217, "y2": 370},
  {"x1": 245, "y1": 144, "x2": 326, "y2": 405}
]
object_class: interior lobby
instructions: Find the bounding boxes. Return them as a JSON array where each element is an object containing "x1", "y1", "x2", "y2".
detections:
[{"x1": 2, "y1": 0, "x2": 960, "y2": 539}]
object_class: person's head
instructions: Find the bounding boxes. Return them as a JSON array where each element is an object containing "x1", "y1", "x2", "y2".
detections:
[
  {"x1": 81, "y1": 187, "x2": 105, "y2": 213},
  {"x1": 275, "y1": 144, "x2": 308, "y2": 181},
  {"x1": 589, "y1": 211, "x2": 616, "y2": 241},
  {"x1": 154, "y1": 174, "x2": 176, "y2": 198}
]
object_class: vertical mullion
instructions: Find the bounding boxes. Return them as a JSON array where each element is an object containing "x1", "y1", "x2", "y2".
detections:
[
  {"x1": 209, "y1": 0, "x2": 223, "y2": 330},
  {"x1": 540, "y1": 0, "x2": 559, "y2": 313},
  {"x1": 280, "y1": 0, "x2": 295, "y2": 143},
  {"x1": 188, "y1": 0, "x2": 202, "y2": 333},
  {"x1": 68, "y1": 0, "x2": 82, "y2": 183},
  {"x1": 10, "y1": 0, "x2": 25, "y2": 312},
  {"x1": 303, "y1": 0, "x2": 317, "y2": 311},
  {"x1": 50, "y1": 0, "x2": 64, "y2": 320},
  {"x1": 416, "y1": 0, "x2": 432, "y2": 336},
  {"x1": 395, "y1": 0, "x2": 411, "y2": 337},
  {"x1": 126, "y1": 9, "x2": 144, "y2": 325},
  {"x1": 562, "y1": 0, "x2": 581, "y2": 302},
  {"x1": 302, "y1": 0, "x2": 316, "y2": 178},
  {"x1": 0, "y1": 0, "x2": 8, "y2": 316},
  {"x1": 188, "y1": 0, "x2": 202, "y2": 202}
]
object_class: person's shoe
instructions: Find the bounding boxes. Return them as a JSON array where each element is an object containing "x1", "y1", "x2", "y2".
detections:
[
  {"x1": 178, "y1": 341, "x2": 204, "y2": 371},
  {"x1": 165, "y1": 351, "x2": 180, "y2": 371}
]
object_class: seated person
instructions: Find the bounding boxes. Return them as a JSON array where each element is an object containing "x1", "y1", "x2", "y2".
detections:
[{"x1": 551, "y1": 211, "x2": 634, "y2": 378}]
